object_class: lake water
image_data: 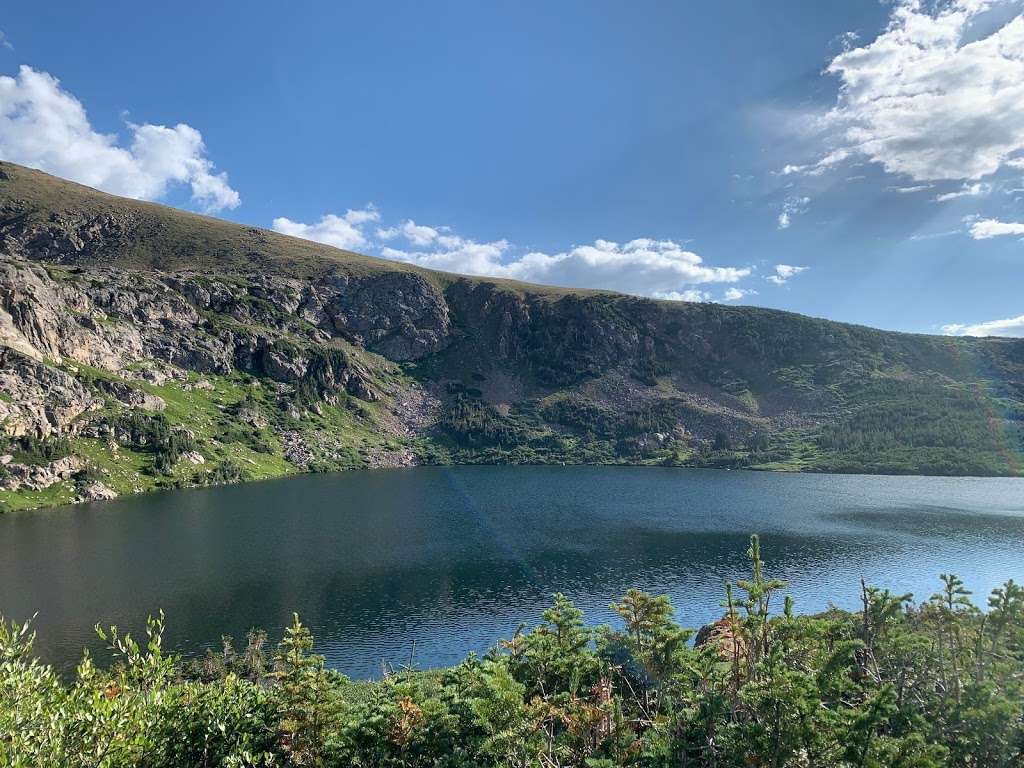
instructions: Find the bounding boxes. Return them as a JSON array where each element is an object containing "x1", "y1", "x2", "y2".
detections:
[{"x1": 1, "y1": 466, "x2": 1023, "y2": 678}]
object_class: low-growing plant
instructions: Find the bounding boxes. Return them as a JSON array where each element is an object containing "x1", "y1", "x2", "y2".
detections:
[{"x1": 2, "y1": 537, "x2": 1023, "y2": 767}]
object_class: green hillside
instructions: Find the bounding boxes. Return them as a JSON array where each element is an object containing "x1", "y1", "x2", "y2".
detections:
[{"x1": 0, "y1": 161, "x2": 1021, "y2": 510}]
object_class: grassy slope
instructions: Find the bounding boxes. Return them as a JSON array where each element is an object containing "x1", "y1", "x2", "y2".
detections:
[{"x1": 0, "y1": 161, "x2": 599, "y2": 301}]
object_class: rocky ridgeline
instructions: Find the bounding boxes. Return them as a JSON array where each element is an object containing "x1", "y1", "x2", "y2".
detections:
[{"x1": 0, "y1": 212, "x2": 776, "y2": 446}]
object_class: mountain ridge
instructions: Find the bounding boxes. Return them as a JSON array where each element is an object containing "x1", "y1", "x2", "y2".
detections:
[{"x1": 0, "y1": 161, "x2": 1021, "y2": 510}]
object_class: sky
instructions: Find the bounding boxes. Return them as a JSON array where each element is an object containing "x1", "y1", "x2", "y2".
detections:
[{"x1": 1, "y1": 0, "x2": 1023, "y2": 336}]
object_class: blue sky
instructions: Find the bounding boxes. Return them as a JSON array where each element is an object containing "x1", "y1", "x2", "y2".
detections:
[{"x1": 2, "y1": 1, "x2": 1023, "y2": 336}]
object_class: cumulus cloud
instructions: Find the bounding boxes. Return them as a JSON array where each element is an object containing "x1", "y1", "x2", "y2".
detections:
[
  {"x1": 766, "y1": 264, "x2": 808, "y2": 285},
  {"x1": 942, "y1": 314, "x2": 1024, "y2": 336},
  {"x1": 383, "y1": 236, "x2": 751, "y2": 296},
  {"x1": 272, "y1": 206, "x2": 380, "y2": 250},
  {"x1": 967, "y1": 217, "x2": 1024, "y2": 238},
  {"x1": 0, "y1": 66, "x2": 239, "y2": 211},
  {"x1": 723, "y1": 287, "x2": 757, "y2": 301},
  {"x1": 503, "y1": 239, "x2": 749, "y2": 293},
  {"x1": 788, "y1": 1, "x2": 1024, "y2": 182},
  {"x1": 654, "y1": 289, "x2": 712, "y2": 302},
  {"x1": 380, "y1": 234, "x2": 511, "y2": 275},
  {"x1": 777, "y1": 196, "x2": 810, "y2": 229},
  {"x1": 276, "y1": 209, "x2": 753, "y2": 299},
  {"x1": 376, "y1": 219, "x2": 441, "y2": 246}
]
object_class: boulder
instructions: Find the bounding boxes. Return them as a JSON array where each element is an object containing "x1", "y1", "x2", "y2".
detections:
[{"x1": 77, "y1": 481, "x2": 118, "y2": 501}]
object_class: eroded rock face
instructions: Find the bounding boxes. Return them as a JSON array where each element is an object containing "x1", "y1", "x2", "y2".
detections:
[
  {"x1": 0, "y1": 349, "x2": 99, "y2": 438},
  {"x1": 0, "y1": 244, "x2": 456, "y2": 382},
  {"x1": 0, "y1": 258, "x2": 143, "y2": 368},
  {"x1": 1, "y1": 455, "x2": 84, "y2": 491},
  {"x1": 0, "y1": 207, "x2": 137, "y2": 262},
  {"x1": 320, "y1": 272, "x2": 451, "y2": 360},
  {"x1": 0, "y1": 213, "x2": 666, "y2": 390},
  {"x1": 94, "y1": 380, "x2": 166, "y2": 412}
]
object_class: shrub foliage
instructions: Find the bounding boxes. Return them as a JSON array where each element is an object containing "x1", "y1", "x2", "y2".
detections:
[{"x1": 2, "y1": 536, "x2": 1023, "y2": 767}]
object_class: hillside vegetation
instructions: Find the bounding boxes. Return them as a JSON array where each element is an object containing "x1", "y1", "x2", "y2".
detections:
[
  {"x1": 0, "y1": 161, "x2": 1022, "y2": 509},
  {"x1": 3, "y1": 536, "x2": 1023, "y2": 766}
]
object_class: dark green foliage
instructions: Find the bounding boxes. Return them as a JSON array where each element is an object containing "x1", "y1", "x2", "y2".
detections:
[
  {"x1": 102, "y1": 411, "x2": 196, "y2": 474},
  {"x1": 817, "y1": 379, "x2": 1016, "y2": 476},
  {"x1": 4, "y1": 537, "x2": 1024, "y2": 766},
  {"x1": 294, "y1": 347, "x2": 351, "y2": 405},
  {"x1": 541, "y1": 397, "x2": 687, "y2": 441},
  {"x1": 541, "y1": 397, "x2": 620, "y2": 439},
  {"x1": 6, "y1": 434, "x2": 73, "y2": 465},
  {"x1": 181, "y1": 629, "x2": 270, "y2": 683},
  {"x1": 713, "y1": 431, "x2": 731, "y2": 451},
  {"x1": 819, "y1": 380, "x2": 1003, "y2": 454},
  {"x1": 72, "y1": 463, "x2": 103, "y2": 488},
  {"x1": 749, "y1": 430, "x2": 771, "y2": 452},
  {"x1": 207, "y1": 459, "x2": 244, "y2": 485},
  {"x1": 439, "y1": 395, "x2": 519, "y2": 448}
]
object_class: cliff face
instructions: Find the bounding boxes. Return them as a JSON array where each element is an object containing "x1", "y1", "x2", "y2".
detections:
[{"x1": 0, "y1": 161, "x2": 1021, "y2": 509}]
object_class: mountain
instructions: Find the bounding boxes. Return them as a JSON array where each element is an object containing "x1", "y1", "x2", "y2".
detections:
[{"x1": 0, "y1": 161, "x2": 1021, "y2": 509}]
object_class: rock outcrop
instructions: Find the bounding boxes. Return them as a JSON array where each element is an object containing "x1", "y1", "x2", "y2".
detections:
[
  {"x1": 0, "y1": 348, "x2": 100, "y2": 438},
  {"x1": 1, "y1": 455, "x2": 84, "y2": 491}
]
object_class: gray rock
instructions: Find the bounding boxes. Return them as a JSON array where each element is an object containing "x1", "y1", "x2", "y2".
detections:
[
  {"x1": 77, "y1": 481, "x2": 117, "y2": 501},
  {"x1": 2, "y1": 454, "x2": 84, "y2": 491},
  {"x1": 0, "y1": 348, "x2": 99, "y2": 437}
]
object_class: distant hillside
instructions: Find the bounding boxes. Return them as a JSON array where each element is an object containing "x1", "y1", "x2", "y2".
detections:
[{"x1": 0, "y1": 161, "x2": 1021, "y2": 509}]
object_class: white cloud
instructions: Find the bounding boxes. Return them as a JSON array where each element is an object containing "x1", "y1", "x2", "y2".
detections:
[
  {"x1": 780, "y1": 149, "x2": 852, "y2": 178},
  {"x1": 967, "y1": 217, "x2": 1024, "y2": 238},
  {"x1": 276, "y1": 210, "x2": 752, "y2": 298},
  {"x1": 0, "y1": 31, "x2": 12, "y2": 51},
  {"x1": 342, "y1": 207, "x2": 380, "y2": 226},
  {"x1": 889, "y1": 184, "x2": 934, "y2": 194},
  {"x1": 777, "y1": 196, "x2": 810, "y2": 229},
  {"x1": 510, "y1": 239, "x2": 750, "y2": 293},
  {"x1": 909, "y1": 228, "x2": 960, "y2": 240},
  {"x1": 272, "y1": 206, "x2": 379, "y2": 250},
  {"x1": 942, "y1": 314, "x2": 1024, "y2": 336},
  {"x1": 379, "y1": 233, "x2": 511, "y2": 275},
  {"x1": 654, "y1": 289, "x2": 711, "y2": 302},
  {"x1": 790, "y1": 1, "x2": 1024, "y2": 182},
  {"x1": 934, "y1": 182, "x2": 991, "y2": 202},
  {"x1": 766, "y1": 264, "x2": 808, "y2": 285},
  {"x1": 723, "y1": 287, "x2": 757, "y2": 301},
  {"x1": 382, "y1": 236, "x2": 750, "y2": 296},
  {"x1": 0, "y1": 66, "x2": 239, "y2": 212},
  {"x1": 376, "y1": 219, "x2": 441, "y2": 247}
]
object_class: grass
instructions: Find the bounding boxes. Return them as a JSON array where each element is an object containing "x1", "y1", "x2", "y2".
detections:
[{"x1": 0, "y1": 483, "x2": 77, "y2": 513}]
